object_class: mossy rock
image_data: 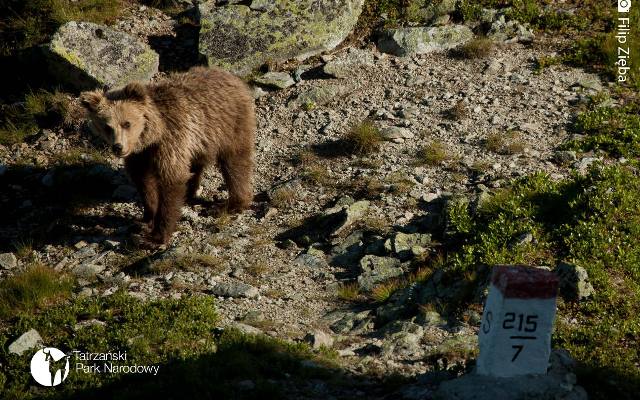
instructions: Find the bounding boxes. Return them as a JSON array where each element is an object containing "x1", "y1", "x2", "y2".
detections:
[
  {"x1": 197, "y1": 0, "x2": 365, "y2": 76},
  {"x1": 378, "y1": 25, "x2": 474, "y2": 57},
  {"x1": 46, "y1": 21, "x2": 159, "y2": 91}
]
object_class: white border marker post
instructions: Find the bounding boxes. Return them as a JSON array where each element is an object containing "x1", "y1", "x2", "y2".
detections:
[{"x1": 477, "y1": 265, "x2": 559, "y2": 377}]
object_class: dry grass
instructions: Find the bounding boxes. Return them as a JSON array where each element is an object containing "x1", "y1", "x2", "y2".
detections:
[
  {"x1": 336, "y1": 282, "x2": 361, "y2": 301},
  {"x1": 345, "y1": 120, "x2": 383, "y2": 155},
  {"x1": 13, "y1": 239, "x2": 35, "y2": 261},
  {"x1": 418, "y1": 141, "x2": 449, "y2": 166},
  {"x1": 484, "y1": 131, "x2": 526, "y2": 155},
  {"x1": 303, "y1": 164, "x2": 332, "y2": 186},
  {"x1": 270, "y1": 187, "x2": 297, "y2": 208},
  {"x1": 370, "y1": 279, "x2": 403, "y2": 303},
  {"x1": 453, "y1": 37, "x2": 494, "y2": 59},
  {"x1": 360, "y1": 214, "x2": 391, "y2": 234},
  {"x1": 151, "y1": 254, "x2": 223, "y2": 274},
  {"x1": 246, "y1": 260, "x2": 270, "y2": 277}
]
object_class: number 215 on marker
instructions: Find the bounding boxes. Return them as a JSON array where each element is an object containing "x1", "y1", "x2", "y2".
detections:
[{"x1": 503, "y1": 313, "x2": 538, "y2": 362}]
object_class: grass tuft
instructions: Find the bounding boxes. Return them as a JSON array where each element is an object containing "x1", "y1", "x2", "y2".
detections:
[
  {"x1": 344, "y1": 120, "x2": 383, "y2": 155},
  {"x1": 418, "y1": 141, "x2": 449, "y2": 166},
  {"x1": 336, "y1": 282, "x2": 361, "y2": 301},
  {"x1": 151, "y1": 253, "x2": 223, "y2": 274},
  {"x1": 453, "y1": 37, "x2": 494, "y2": 59},
  {"x1": 0, "y1": 264, "x2": 73, "y2": 317}
]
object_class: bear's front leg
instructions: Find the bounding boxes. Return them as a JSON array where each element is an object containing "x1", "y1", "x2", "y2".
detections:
[
  {"x1": 125, "y1": 151, "x2": 159, "y2": 232},
  {"x1": 149, "y1": 181, "x2": 187, "y2": 245}
]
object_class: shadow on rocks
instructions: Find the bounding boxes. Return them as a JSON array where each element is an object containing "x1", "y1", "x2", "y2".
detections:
[
  {"x1": 148, "y1": 10, "x2": 205, "y2": 72},
  {"x1": 0, "y1": 161, "x2": 137, "y2": 252}
]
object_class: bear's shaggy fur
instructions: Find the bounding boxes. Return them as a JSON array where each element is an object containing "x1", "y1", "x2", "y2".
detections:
[{"x1": 80, "y1": 66, "x2": 255, "y2": 245}]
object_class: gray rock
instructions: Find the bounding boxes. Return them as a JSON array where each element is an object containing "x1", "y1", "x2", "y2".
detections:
[
  {"x1": 231, "y1": 322, "x2": 264, "y2": 335},
  {"x1": 198, "y1": 0, "x2": 365, "y2": 75},
  {"x1": 304, "y1": 329, "x2": 334, "y2": 349},
  {"x1": 376, "y1": 283, "x2": 420, "y2": 323},
  {"x1": 330, "y1": 230, "x2": 365, "y2": 266},
  {"x1": 384, "y1": 232, "x2": 431, "y2": 260},
  {"x1": 252, "y1": 86, "x2": 267, "y2": 99},
  {"x1": 382, "y1": 320, "x2": 424, "y2": 336},
  {"x1": 417, "y1": 310, "x2": 446, "y2": 326},
  {"x1": 0, "y1": 164, "x2": 7, "y2": 176},
  {"x1": 249, "y1": 0, "x2": 275, "y2": 12},
  {"x1": 71, "y1": 244, "x2": 98, "y2": 259},
  {"x1": 46, "y1": 21, "x2": 159, "y2": 90},
  {"x1": 325, "y1": 200, "x2": 370, "y2": 237},
  {"x1": 488, "y1": 15, "x2": 535, "y2": 44},
  {"x1": 381, "y1": 126, "x2": 414, "y2": 141},
  {"x1": 72, "y1": 262, "x2": 106, "y2": 279},
  {"x1": 434, "y1": 350, "x2": 587, "y2": 400},
  {"x1": 574, "y1": 77, "x2": 603, "y2": 92},
  {"x1": 358, "y1": 255, "x2": 403, "y2": 291},
  {"x1": 253, "y1": 72, "x2": 295, "y2": 89},
  {"x1": 290, "y1": 84, "x2": 353, "y2": 108},
  {"x1": 294, "y1": 252, "x2": 328, "y2": 269},
  {"x1": 553, "y1": 150, "x2": 578, "y2": 166},
  {"x1": 556, "y1": 262, "x2": 594, "y2": 301},
  {"x1": 211, "y1": 281, "x2": 259, "y2": 298},
  {"x1": 378, "y1": 25, "x2": 474, "y2": 57},
  {"x1": 382, "y1": 328, "x2": 423, "y2": 357},
  {"x1": 575, "y1": 157, "x2": 600, "y2": 174},
  {"x1": 480, "y1": 8, "x2": 499, "y2": 24},
  {"x1": 8, "y1": 329, "x2": 43, "y2": 355},
  {"x1": 405, "y1": 0, "x2": 456, "y2": 25},
  {"x1": 0, "y1": 253, "x2": 18, "y2": 269},
  {"x1": 74, "y1": 319, "x2": 107, "y2": 331},
  {"x1": 241, "y1": 310, "x2": 265, "y2": 325},
  {"x1": 510, "y1": 232, "x2": 533, "y2": 248},
  {"x1": 323, "y1": 48, "x2": 374, "y2": 78},
  {"x1": 326, "y1": 309, "x2": 372, "y2": 334}
]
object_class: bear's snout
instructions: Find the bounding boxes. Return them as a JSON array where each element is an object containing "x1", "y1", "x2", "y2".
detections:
[{"x1": 112, "y1": 143, "x2": 124, "y2": 156}]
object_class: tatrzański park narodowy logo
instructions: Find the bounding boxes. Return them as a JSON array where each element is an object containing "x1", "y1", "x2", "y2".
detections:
[{"x1": 30, "y1": 347, "x2": 70, "y2": 387}]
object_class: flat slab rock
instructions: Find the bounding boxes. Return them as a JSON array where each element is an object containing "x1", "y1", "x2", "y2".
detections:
[
  {"x1": 46, "y1": 21, "x2": 159, "y2": 90},
  {"x1": 197, "y1": 0, "x2": 364, "y2": 75},
  {"x1": 435, "y1": 350, "x2": 587, "y2": 400},
  {"x1": 8, "y1": 329, "x2": 43, "y2": 355},
  {"x1": 378, "y1": 25, "x2": 474, "y2": 57},
  {"x1": 210, "y1": 281, "x2": 259, "y2": 298}
]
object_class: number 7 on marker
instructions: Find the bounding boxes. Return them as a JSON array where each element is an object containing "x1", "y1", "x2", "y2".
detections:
[{"x1": 511, "y1": 345, "x2": 524, "y2": 362}]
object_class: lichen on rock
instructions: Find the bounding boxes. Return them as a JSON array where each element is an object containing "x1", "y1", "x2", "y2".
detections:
[
  {"x1": 197, "y1": 0, "x2": 365, "y2": 76},
  {"x1": 46, "y1": 21, "x2": 159, "y2": 91}
]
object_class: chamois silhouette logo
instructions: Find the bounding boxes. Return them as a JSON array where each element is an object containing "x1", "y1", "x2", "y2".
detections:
[{"x1": 30, "y1": 347, "x2": 70, "y2": 386}]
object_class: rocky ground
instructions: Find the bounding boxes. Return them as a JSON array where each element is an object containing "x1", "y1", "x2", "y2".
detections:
[{"x1": 0, "y1": 3, "x2": 604, "y2": 399}]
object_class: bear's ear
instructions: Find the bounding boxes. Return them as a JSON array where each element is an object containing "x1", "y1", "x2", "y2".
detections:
[
  {"x1": 122, "y1": 82, "x2": 148, "y2": 103},
  {"x1": 79, "y1": 90, "x2": 105, "y2": 112}
]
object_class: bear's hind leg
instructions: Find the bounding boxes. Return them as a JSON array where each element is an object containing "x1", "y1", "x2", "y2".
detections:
[
  {"x1": 186, "y1": 162, "x2": 204, "y2": 202},
  {"x1": 219, "y1": 150, "x2": 253, "y2": 212}
]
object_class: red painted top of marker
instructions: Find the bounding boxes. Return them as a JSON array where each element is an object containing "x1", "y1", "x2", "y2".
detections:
[{"x1": 491, "y1": 265, "x2": 559, "y2": 299}]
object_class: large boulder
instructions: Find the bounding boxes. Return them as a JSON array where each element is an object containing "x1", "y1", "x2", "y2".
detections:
[
  {"x1": 378, "y1": 25, "x2": 474, "y2": 57},
  {"x1": 46, "y1": 21, "x2": 159, "y2": 91},
  {"x1": 197, "y1": 0, "x2": 365, "y2": 75}
]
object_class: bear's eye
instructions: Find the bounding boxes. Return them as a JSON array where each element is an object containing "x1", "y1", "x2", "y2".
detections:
[{"x1": 121, "y1": 121, "x2": 131, "y2": 129}]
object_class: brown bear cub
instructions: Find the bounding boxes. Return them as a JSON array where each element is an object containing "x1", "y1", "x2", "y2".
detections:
[{"x1": 80, "y1": 66, "x2": 256, "y2": 246}]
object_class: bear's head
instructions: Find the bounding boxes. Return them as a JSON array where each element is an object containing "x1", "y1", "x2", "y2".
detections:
[{"x1": 80, "y1": 82, "x2": 151, "y2": 157}]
